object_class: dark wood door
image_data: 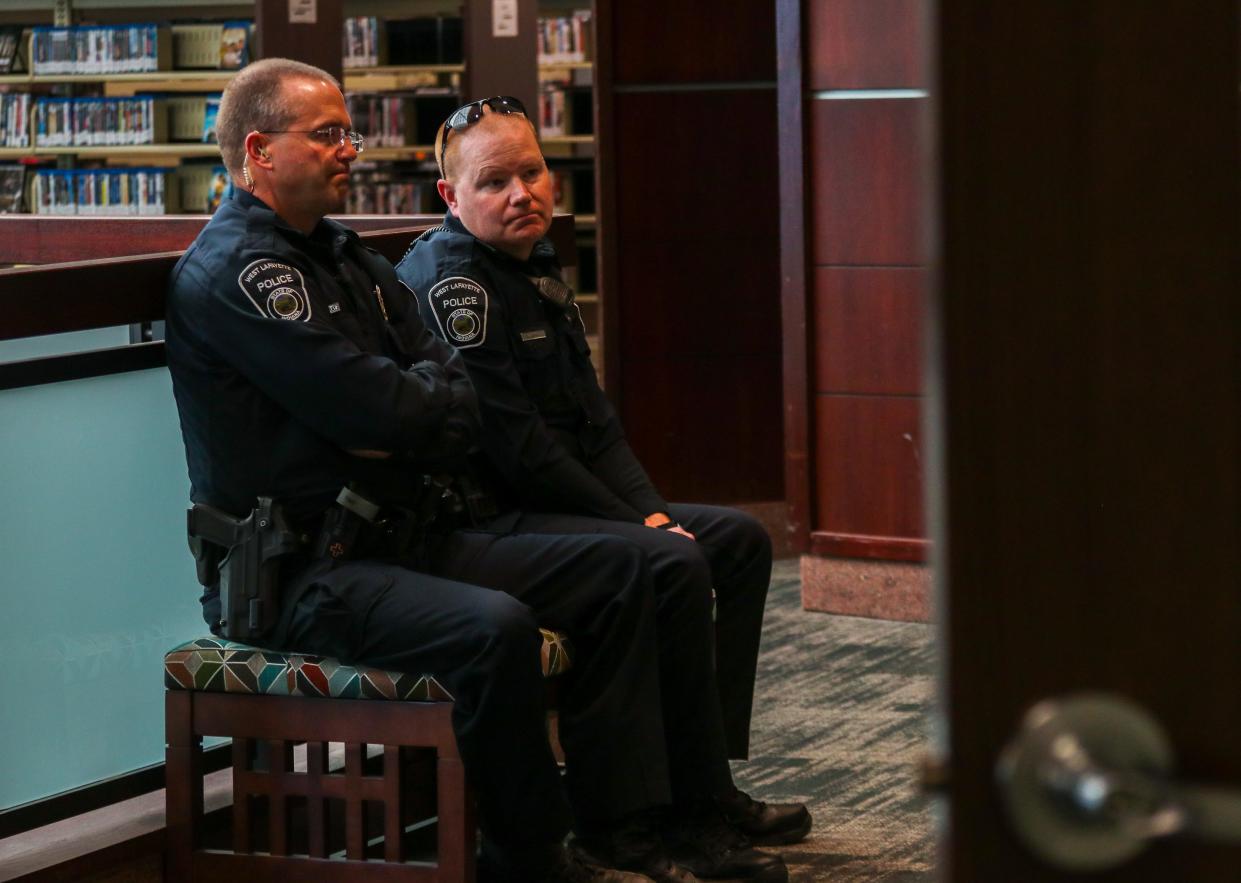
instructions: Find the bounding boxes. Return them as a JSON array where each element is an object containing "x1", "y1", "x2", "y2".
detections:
[{"x1": 935, "y1": 2, "x2": 1241, "y2": 880}]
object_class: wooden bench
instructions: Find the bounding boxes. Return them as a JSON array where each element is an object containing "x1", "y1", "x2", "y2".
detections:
[{"x1": 164, "y1": 631, "x2": 572, "y2": 882}]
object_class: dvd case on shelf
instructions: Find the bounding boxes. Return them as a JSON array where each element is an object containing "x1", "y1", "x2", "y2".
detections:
[
  {"x1": 0, "y1": 164, "x2": 26, "y2": 213},
  {"x1": 347, "y1": 165, "x2": 438, "y2": 215},
  {"x1": 30, "y1": 24, "x2": 170, "y2": 75},
  {"x1": 170, "y1": 21, "x2": 251, "y2": 70},
  {"x1": 31, "y1": 167, "x2": 172, "y2": 215},
  {"x1": 1, "y1": 94, "x2": 31, "y2": 149},
  {"x1": 0, "y1": 26, "x2": 24, "y2": 74},
  {"x1": 35, "y1": 96, "x2": 168, "y2": 147}
]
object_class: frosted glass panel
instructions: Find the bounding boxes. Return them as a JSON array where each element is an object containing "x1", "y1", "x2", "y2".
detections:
[
  {"x1": 0, "y1": 367, "x2": 205, "y2": 809},
  {"x1": 0, "y1": 327, "x2": 131, "y2": 363}
]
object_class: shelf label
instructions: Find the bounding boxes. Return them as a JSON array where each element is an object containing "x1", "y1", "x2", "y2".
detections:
[
  {"x1": 493, "y1": 0, "x2": 518, "y2": 37},
  {"x1": 289, "y1": 0, "x2": 317, "y2": 25}
]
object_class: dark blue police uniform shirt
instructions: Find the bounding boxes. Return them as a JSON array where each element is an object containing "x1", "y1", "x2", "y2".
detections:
[
  {"x1": 166, "y1": 191, "x2": 478, "y2": 523},
  {"x1": 395, "y1": 212, "x2": 667, "y2": 524}
]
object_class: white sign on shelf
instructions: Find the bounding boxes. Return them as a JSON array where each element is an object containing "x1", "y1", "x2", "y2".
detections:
[
  {"x1": 493, "y1": 0, "x2": 518, "y2": 37},
  {"x1": 289, "y1": 0, "x2": 317, "y2": 25}
]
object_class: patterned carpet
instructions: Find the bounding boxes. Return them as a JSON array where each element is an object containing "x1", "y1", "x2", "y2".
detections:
[{"x1": 729, "y1": 559, "x2": 938, "y2": 882}]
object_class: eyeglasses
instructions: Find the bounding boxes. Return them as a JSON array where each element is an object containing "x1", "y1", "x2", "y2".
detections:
[
  {"x1": 260, "y1": 126, "x2": 365, "y2": 154},
  {"x1": 436, "y1": 96, "x2": 527, "y2": 176}
]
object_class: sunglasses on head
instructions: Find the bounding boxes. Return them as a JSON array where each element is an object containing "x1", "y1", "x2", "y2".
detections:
[{"x1": 437, "y1": 96, "x2": 528, "y2": 177}]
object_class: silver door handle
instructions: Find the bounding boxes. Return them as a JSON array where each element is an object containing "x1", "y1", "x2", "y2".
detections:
[{"x1": 996, "y1": 692, "x2": 1241, "y2": 871}]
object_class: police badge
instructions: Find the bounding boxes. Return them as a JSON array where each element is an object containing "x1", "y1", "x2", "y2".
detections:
[
  {"x1": 237, "y1": 259, "x2": 312, "y2": 322},
  {"x1": 427, "y1": 276, "x2": 489, "y2": 348}
]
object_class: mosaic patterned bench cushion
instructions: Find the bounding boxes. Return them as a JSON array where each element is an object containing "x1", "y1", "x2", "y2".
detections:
[{"x1": 165, "y1": 627, "x2": 573, "y2": 702}]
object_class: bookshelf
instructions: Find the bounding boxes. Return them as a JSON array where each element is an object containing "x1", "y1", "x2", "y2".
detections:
[
  {"x1": 336, "y1": 6, "x2": 465, "y2": 214},
  {"x1": 0, "y1": 0, "x2": 603, "y2": 323},
  {"x1": 531, "y1": 3, "x2": 598, "y2": 367},
  {"x1": 0, "y1": 11, "x2": 250, "y2": 216}
]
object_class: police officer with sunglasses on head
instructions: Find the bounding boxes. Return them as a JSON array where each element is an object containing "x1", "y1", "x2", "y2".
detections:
[
  {"x1": 396, "y1": 97, "x2": 810, "y2": 883},
  {"x1": 165, "y1": 58, "x2": 759, "y2": 883}
]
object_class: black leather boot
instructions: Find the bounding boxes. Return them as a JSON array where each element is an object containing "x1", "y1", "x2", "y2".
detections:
[
  {"x1": 716, "y1": 787, "x2": 813, "y2": 846},
  {"x1": 665, "y1": 807, "x2": 788, "y2": 883},
  {"x1": 572, "y1": 812, "x2": 700, "y2": 883}
]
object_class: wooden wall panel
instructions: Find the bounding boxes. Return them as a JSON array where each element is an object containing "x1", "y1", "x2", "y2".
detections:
[
  {"x1": 611, "y1": 92, "x2": 779, "y2": 242},
  {"x1": 622, "y1": 355, "x2": 784, "y2": 503},
  {"x1": 608, "y1": 88, "x2": 782, "y2": 502},
  {"x1": 611, "y1": 1, "x2": 776, "y2": 84},
  {"x1": 613, "y1": 239, "x2": 779, "y2": 358},
  {"x1": 814, "y1": 266, "x2": 923, "y2": 395},
  {"x1": 808, "y1": 0, "x2": 927, "y2": 89},
  {"x1": 780, "y1": 0, "x2": 930, "y2": 561},
  {"x1": 810, "y1": 97, "x2": 925, "y2": 266},
  {"x1": 814, "y1": 395, "x2": 924, "y2": 539},
  {"x1": 595, "y1": 0, "x2": 780, "y2": 504}
]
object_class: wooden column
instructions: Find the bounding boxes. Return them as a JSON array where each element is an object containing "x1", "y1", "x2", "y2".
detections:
[
  {"x1": 594, "y1": 0, "x2": 782, "y2": 507},
  {"x1": 462, "y1": 0, "x2": 538, "y2": 109},
  {"x1": 255, "y1": 0, "x2": 344, "y2": 81},
  {"x1": 780, "y1": 0, "x2": 931, "y2": 618}
]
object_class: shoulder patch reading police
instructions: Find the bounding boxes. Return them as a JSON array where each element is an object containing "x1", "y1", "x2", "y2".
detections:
[
  {"x1": 237, "y1": 259, "x2": 312, "y2": 322},
  {"x1": 426, "y1": 276, "x2": 489, "y2": 348}
]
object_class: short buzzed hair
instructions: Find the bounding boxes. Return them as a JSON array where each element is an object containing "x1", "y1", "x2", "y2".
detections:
[{"x1": 215, "y1": 58, "x2": 341, "y2": 176}]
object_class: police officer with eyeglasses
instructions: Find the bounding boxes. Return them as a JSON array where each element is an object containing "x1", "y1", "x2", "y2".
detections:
[
  {"x1": 396, "y1": 97, "x2": 810, "y2": 882},
  {"x1": 166, "y1": 58, "x2": 757, "y2": 883}
]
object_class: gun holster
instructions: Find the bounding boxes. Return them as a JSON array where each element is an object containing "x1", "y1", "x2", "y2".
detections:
[{"x1": 187, "y1": 497, "x2": 302, "y2": 641}]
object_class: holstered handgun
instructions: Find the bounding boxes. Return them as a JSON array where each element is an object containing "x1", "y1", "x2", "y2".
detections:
[{"x1": 187, "y1": 497, "x2": 301, "y2": 641}]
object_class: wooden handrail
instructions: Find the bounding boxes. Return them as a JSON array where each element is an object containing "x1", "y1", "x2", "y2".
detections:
[
  {"x1": 0, "y1": 214, "x2": 451, "y2": 265},
  {"x1": 0, "y1": 215, "x2": 577, "y2": 343}
]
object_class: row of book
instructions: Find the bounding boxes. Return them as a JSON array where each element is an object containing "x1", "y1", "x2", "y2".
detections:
[
  {"x1": 537, "y1": 11, "x2": 593, "y2": 65},
  {"x1": 31, "y1": 24, "x2": 168, "y2": 75},
  {"x1": 34, "y1": 97, "x2": 167, "y2": 147},
  {"x1": 347, "y1": 91, "x2": 458, "y2": 147},
  {"x1": 343, "y1": 16, "x2": 384, "y2": 69},
  {"x1": 538, "y1": 85, "x2": 593, "y2": 138},
  {"x1": 346, "y1": 168, "x2": 440, "y2": 215},
  {"x1": 539, "y1": 88, "x2": 569, "y2": 138},
  {"x1": 2, "y1": 162, "x2": 591, "y2": 217},
  {"x1": 23, "y1": 22, "x2": 250, "y2": 76},
  {"x1": 10, "y1": 88, "x2": 459, "y2": 153},
  {"x1": 1, "y1": 94, "x2": 31, "y2": 149},
  {"x1": 342, "y1": 15, "x2": 464, "y2": 68},
  {"x1": 29, "y1": 167, "x2": 171, "y2": 215}
]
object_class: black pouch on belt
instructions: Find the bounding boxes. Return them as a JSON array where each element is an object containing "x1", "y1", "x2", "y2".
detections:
[{"x1": 312, "y1": 485, "x2": 382, "y2": 562}]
